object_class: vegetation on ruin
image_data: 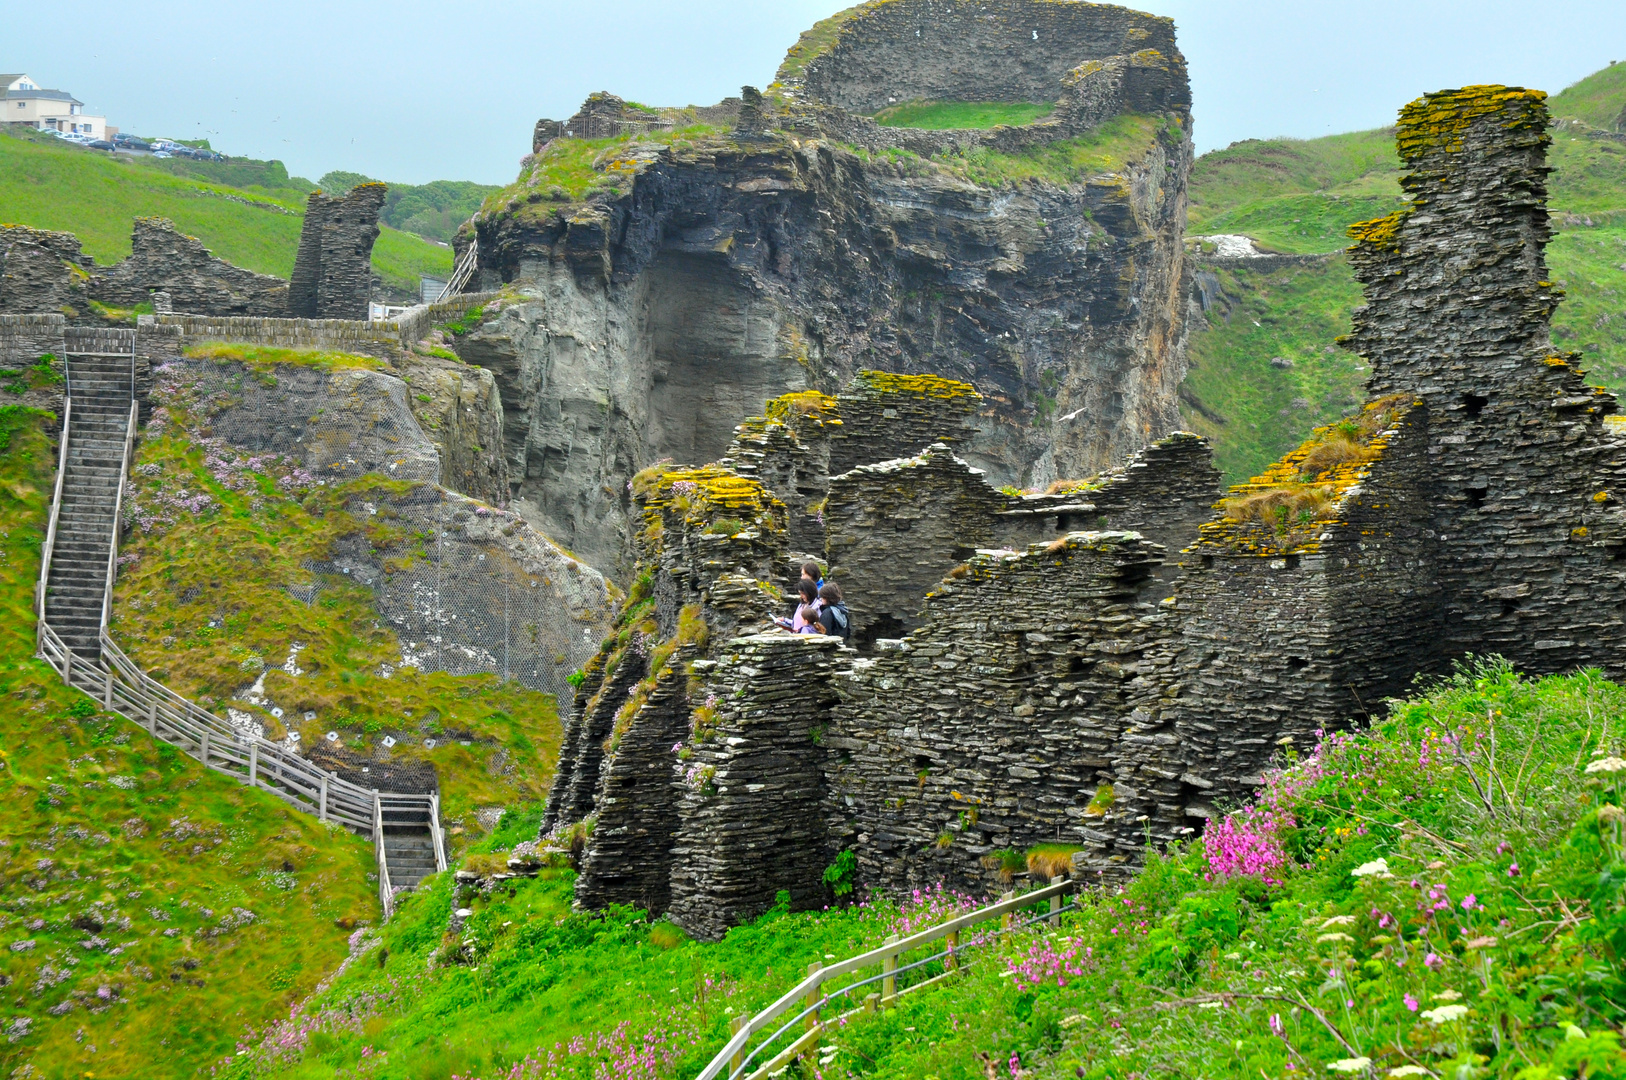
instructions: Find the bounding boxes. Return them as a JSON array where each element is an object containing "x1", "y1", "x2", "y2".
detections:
[
  {"x1": 0, "y1": 128, "x2": 452, "y2": 292},
  {"x1": 941, "y1": 112, "x2": 1166, "y2": 189},
  {"x1": 853, "y1": 369, "x2": 978, "y2": 401},
  {"x1": 0, "y1": 407, "x2": 380, "y2": 1079},
  {"x1": 630, "y1": 463, "x2": 788, "y2": 550},
  {"x1": 772, "y1": 1, "x2": 868, "y2": 84},
  {"x1": 477, "y1": 124, "x2": 727, "y2": 228},
  {"x1": 218, "y1": 658, "x2": 1626, "y2": 1080},
  {"x1": 1208, "y1": 395, "x2": 1415, "y2": 554},
  {"x1": 1180, "y1": 62, "x2": 1626, "y2": 482},
  {"x1": 109, "y1": 361, "x2": 565, "y2": 830},
  {"x1": 182, "y1": 341, "x2": 389, "y2": 373},
  {"x1": 871, "y1": 100, "x2": 1056, "y2": 130}
]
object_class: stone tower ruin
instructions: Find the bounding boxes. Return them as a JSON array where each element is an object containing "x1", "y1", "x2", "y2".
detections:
[{"x1": 288, "y1": 182, "x2": 387, "y2": 319}]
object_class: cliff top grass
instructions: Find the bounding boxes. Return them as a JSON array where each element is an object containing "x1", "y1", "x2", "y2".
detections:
[
  {"x1": 1551, "y1": 59, "x2": 1626, "y2": 132},
  {"x1": 182, "y1": 342, "x2": 388, "y2": 373},
  {"x1": 229, "y1": 659, "x2": 1626, "y2": 1080},
  {"x1": 939, "y1": 112, "x2": 1166, "y2": 189},
  {"x1": 112, "y1": 385, "x2": 563, "y2": 833},
  {"x1": 871, "y1": 100, "x2": 1056, "y2": 130},
  {"x1": 0, "y1": 406, "x2": 377, "y2": 1079},
  {"x1": 1199, "y1": 393, "x2": 1417, "y2": 555},
  {"x1": 0, "y1": 128, "x2": 451, "y2": 292},
  {"x1": 773, "y1": 1, "x2": 869, "y2": 84},
  {"x1": 478, "y1": 123, "x2": 727, "y2": 228}
]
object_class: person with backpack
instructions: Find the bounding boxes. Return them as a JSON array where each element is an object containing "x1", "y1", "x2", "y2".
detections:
[{"x1": 815, "y1": 581, "x2": 851, "y2": 642}]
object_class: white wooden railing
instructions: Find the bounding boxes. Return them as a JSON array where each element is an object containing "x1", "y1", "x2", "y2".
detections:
[
  {"x1": 696, "y1": 877, "x2": 1078, "y2": 1080},
  {"x1": 435, "y1": 237, "x2": 478, "y2": 303},
  {"x1": 374, "y1": 794, "x2": 395, "y2": 917},
  {"x1": 33, "y1": 380, "x2": 446, "y2": 911}
]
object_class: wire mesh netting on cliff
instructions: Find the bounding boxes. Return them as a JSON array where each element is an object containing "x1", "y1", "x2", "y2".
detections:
[{"x1": 296, "y1": 495, "x2": 600, "y2": 702}]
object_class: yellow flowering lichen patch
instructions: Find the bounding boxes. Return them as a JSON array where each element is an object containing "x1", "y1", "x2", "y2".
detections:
[
  {"x1": 764, "y1": 389, "x2": 841, "y2": 427},
  {"x1": 1200, "y1": 394, "x2": 1418, "y2": 556},
  {"x1": 853, "y1": 368, "x2": 979, "y2": 401},
  {"x1": 1347, "y1": 210, "x2": 1407, "y2": 252},
  {"x1": 1394, "y1": 85, "x2": 1549, "y2": 161}
]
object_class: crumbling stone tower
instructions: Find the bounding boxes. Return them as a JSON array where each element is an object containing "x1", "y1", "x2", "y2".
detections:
[
  {"x1": 1345, "y1": 86, "x2": 1626, "y2": 674},
  {"x1": 288, "y1": 182, "x2": 386, "y2": 319}
]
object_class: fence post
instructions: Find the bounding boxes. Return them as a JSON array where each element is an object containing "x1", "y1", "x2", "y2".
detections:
[
  {"x1": 102, "y1": 667, "x2": 113, "y2": 707},
  {"x1": 319, "y1": 774, "x2": 329, "y2": 823},
  {"x1": 864, "y1": 992, "x2": 879, "y2": 1014},
  {"x1": 1050, "y1": 875, "x2": 1064, "y2": 925},
  {"x1": 145, "y1": 696, "x2": 156, "y2": 734},
  {"x1": 1001, "y1": 890, "x2": 1015, "y2": 930},
  {"x1": 881, "y1": 934, "x2": 898, "y2": 1007},
  {"x1": 803, "y1": 960, "x2": 822, "y2": 1064},
  {"x1": 248, "y1": 741, "x2": 258, "y2": 786},
  {"x1": 200, "y1": 731, "x2": 210, "y2": 768},
  {"x1": 62, "y1": 647, "x2": 73, "y2": 688},
  {"x1": 728, "y1": 1015, "x2": 746, "y2": 1078},
  {"x1": 946, "y1": 927, "x2": 960, "y2": 972}
]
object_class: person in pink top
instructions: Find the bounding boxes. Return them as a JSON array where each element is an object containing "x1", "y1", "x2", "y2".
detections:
[{"x1": 776, "y1": 578, "x2": 824, "y2": 633}]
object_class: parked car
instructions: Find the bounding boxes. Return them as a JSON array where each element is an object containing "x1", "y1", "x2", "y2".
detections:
[
  {"x1": 112, "y1": 134, "x2": 151, "y2": 151},
  {"x1": 150, "y1": 150, "x2": 172, "y2": 158},
  {"x1": 85, "y1": 139, "x2": 116, "y2": 150}
]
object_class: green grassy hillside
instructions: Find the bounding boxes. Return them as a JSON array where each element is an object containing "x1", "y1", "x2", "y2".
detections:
[
  {"x1": 222, "y1": 659, "x2": 1626, "y2": 1080},
  {"x1": 0, "y1": 132, "x2": 452, "y2": 293},
  {"x1": 1550, "y1": 60, "x2": 1626, "y2": 131},
  {"x1": 0, "y1": 407, "x2": 379, "y2": 1079},
  {"x1": 1182, "y1": 63, "x2": 1626, "y2": 481}
]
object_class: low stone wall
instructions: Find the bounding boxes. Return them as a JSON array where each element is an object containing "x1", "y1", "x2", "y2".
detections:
[
  {"x1": 667, "y1": 633, "x2": 845, "y2": 940},
  {"x1": 0, "y1": 313, "x2": 66, "y2": 366}
]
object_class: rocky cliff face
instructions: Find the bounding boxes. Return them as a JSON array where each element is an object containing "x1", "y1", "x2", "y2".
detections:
[{"x1": 458, "y1": 0, "x2": 1194, "y2": 575}]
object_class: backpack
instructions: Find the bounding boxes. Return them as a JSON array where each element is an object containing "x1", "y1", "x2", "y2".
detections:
[{"x1": 824, "y1": 601, "x2": 852, "y2": 641}]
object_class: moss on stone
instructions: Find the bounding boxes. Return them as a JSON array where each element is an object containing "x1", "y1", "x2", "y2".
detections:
[
  {"x1": 1394, "y1": 85, "x2": 1549, "y2": 161},
  {"x1": 183, "y1": 342, "x2": 386, "y2": 372},
  {"x1": 853, "y1": 369, "x2": 978, "y2": 401}
]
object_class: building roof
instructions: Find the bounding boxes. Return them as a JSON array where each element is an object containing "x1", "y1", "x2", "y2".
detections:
[
  {"x1": 0, "y1": 75, "x2": 25, "y2": 88},
  {"x1": 4, "y1": 87, "x2": 83, "y2": 105}
]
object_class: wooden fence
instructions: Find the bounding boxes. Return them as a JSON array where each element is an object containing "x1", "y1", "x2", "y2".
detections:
[
  {"x1": 33, "y1": 386, "x2": 443, "y2": 905},
  {"x1": 695, "y1": 877, "x2": 1078, "y2": 1080}
]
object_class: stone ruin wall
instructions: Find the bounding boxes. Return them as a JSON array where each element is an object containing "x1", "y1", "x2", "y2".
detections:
[
  {"x1": 90, "y1": 217, "x2": 288, "y2": 317},
  {"x1": 540, "y1": 84, "x2": 1626, "y2": 939},
  {"x1": 785, "y1": 0, "x2": 1182, "y2": 115},
  {"x1": 288, "y1": 183, "x2": 387, "y2": 320}
]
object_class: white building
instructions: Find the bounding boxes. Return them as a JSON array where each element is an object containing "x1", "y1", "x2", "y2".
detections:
[{"x1": 2, "y1": 73, "x2": 110, "y2": 138}]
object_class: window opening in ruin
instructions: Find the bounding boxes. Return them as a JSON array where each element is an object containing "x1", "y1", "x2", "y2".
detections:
[
  {"x1": 1056, "y1": 513, "x2": 1072, "y2": 532},
  {"x1": 1201, "y1": 555, "x2": 1214, "y2": 569},
  {"x1": 1067, "y1": 656, "x2": 1089, "y2": 676},
  {"x1": 1282, "y1": 554, "x2": 1301, "y2": 570},
  {"x1": 1501, "y1": 599, "x2": 1520, "y2": 618},
  {"x1": 1466, "y1": 487, "x2": 1488, "y2": 509},
  {"x1": 1286, "y1": 657, "x2": 1309, "y2": 672},
  {"x1": 950, "y1": 546, "x2": 976, "y2": 563},
  {"x1": 1462, "y1": 393, "x2": 1489, "y2": 419}
]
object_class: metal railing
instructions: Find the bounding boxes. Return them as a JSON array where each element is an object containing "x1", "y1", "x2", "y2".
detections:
[
  {"x1": 696, "y1": 877, "x2": 1077, "y2": 1080},
  {"x1": 374, "y1": 794, "x2": 395, "y2": 917},
  {"x1": 435, "y1": 237, "x2": 479, "y2": 303},
  {"x1": 31, "y1": 367, "x2": 443, "y2": 915}
]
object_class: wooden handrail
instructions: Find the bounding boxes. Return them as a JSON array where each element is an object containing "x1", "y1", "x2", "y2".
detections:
[
  {"x1": 374, "y1": 793, "x2": 394, "y2": 918},
  {"x1": 694, "y1": 877, "x2": 1076, "y2": 1080},
  {"x1": 435, "y1": 237, "x2": 478, "y2": 303},
  {"x1": 36, "y1": 396, "x2": 71, "y2": 637},
  {"x1": 101, "y1": 399, "x2": 138, "y2": 631}
]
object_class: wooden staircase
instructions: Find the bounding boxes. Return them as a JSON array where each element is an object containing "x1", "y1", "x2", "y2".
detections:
[{"x1": 35, "y1": 348, "x2": 446, "y2": 918}]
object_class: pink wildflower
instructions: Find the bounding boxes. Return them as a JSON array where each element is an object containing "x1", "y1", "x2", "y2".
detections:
[{"x1": 1404, "y1": 993, "x2": 1419, "y2": 1012}]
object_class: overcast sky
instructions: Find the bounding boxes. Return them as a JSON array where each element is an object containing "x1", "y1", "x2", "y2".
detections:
[{"x1": 7, "y1": 1, "x2": 1623, "y2": 186}]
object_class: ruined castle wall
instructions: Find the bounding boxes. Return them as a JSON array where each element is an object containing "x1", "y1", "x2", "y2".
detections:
[
  {"x1": 827, "y1": 372, "x2": 980, "y2": 477},
  {"x1": 791, "y1": 0, "x2": 1184, "y2": 116},
  {"x1": 0, "y1": 314, "x2": 66, "y2": 367},
  {"x1": 667, "y1": 634, "x2": 845, "y2": 940},
  {"x1": 823, "y1": 445, "x2": 1007, "y2": 645},
  {"x1": 575, "y1": 649, "x2": 695, "y2": 914},
  {"x1": 1344, "y1": 87, "x2": 1626, "y2": 679},
  {"x1": 0, "y1": 225, "x2": 88, "y2": 315},
  {"x1": 1126, "y1": 402, "x2": 1440, "y2": 844},
  {"x1": 90, "y1": 218, "x2": 288, "y2": 316},
  {"x1": 825, "y1": 533, "x2": 1170, "y2": 894},
  {"x1": 289, "y1": 184, "x2": 386, "y2": 319}
]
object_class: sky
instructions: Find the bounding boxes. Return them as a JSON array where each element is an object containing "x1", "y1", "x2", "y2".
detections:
[{"x1": 6, "y1": 0, "x2": 1623, "y2": 186}]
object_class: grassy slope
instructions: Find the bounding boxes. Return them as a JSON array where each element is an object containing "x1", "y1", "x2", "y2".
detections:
[
  {"x1": 0, "y1": 407, "x2": 378, "y2": 1079},
  {"x1": 111, "y1": 346, "x2": 564, "y2": 831},
  {"x1": 872, "y1": 100, "x2": 1056, "y2": 129},
  {"x1": 231, "y1": 662, "x2": 1626, "y2": 1080},
  {"x1": 1181, "y1": 63, "x2": 1626, "y2": 482},
  {"x1": 0, "y1": 132, "x2": 451, "y2": 291}
]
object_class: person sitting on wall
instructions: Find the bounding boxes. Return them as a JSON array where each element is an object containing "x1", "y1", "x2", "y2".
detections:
[
  {"x1": 774, "y1": 578, "x2": 824, "y2": 633},
  {"x1": 814, "y1": 581, "x2": 852, "y2": 641}
]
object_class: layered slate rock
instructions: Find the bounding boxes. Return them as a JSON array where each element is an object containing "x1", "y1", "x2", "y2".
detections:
[
  {"x1": 289, "y1": 183, "x2": 386, "y2": 319},
  {"x1": 90, "y1": 217, "x2": 288, "y2": 316},
  {"x1": 0, "y1": 224, "x2": 91, "y2": 315},
  {"x1": 460, "y1": 0, "x2": 1196, "y2": 572},
  {"x1": 666, "y1": 634, "x2": 845, "y2": 940}
]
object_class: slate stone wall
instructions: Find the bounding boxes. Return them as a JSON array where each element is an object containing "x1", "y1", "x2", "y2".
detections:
[
  {"x1": 289, "y1": 184, "x2": 386, "y2": 319},
  {"x1": 1344, "y1": 87, "x2": 1626, "y2": 679},
  {"x1": 89, "y1": 218, "x2": 288, "y2": 316},
  {"x1": 824, "y1": 444, "x2": 1007, "y2": 645},
  {"x1": 827, "y1": 371, "x2": 980, "y2": 478},
  {"x1": 788, "y1": 0, "x2": 1185, "y2": 118},
  {"x1": 0, "y1": 225, "x2": 88, "y2": 315},
  {"x1": 825, "y1": 533, "x2": 1171, "y2": 893},
  {"x1": 666, "y1": 634, "x2": 845, "y2": 940}
]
